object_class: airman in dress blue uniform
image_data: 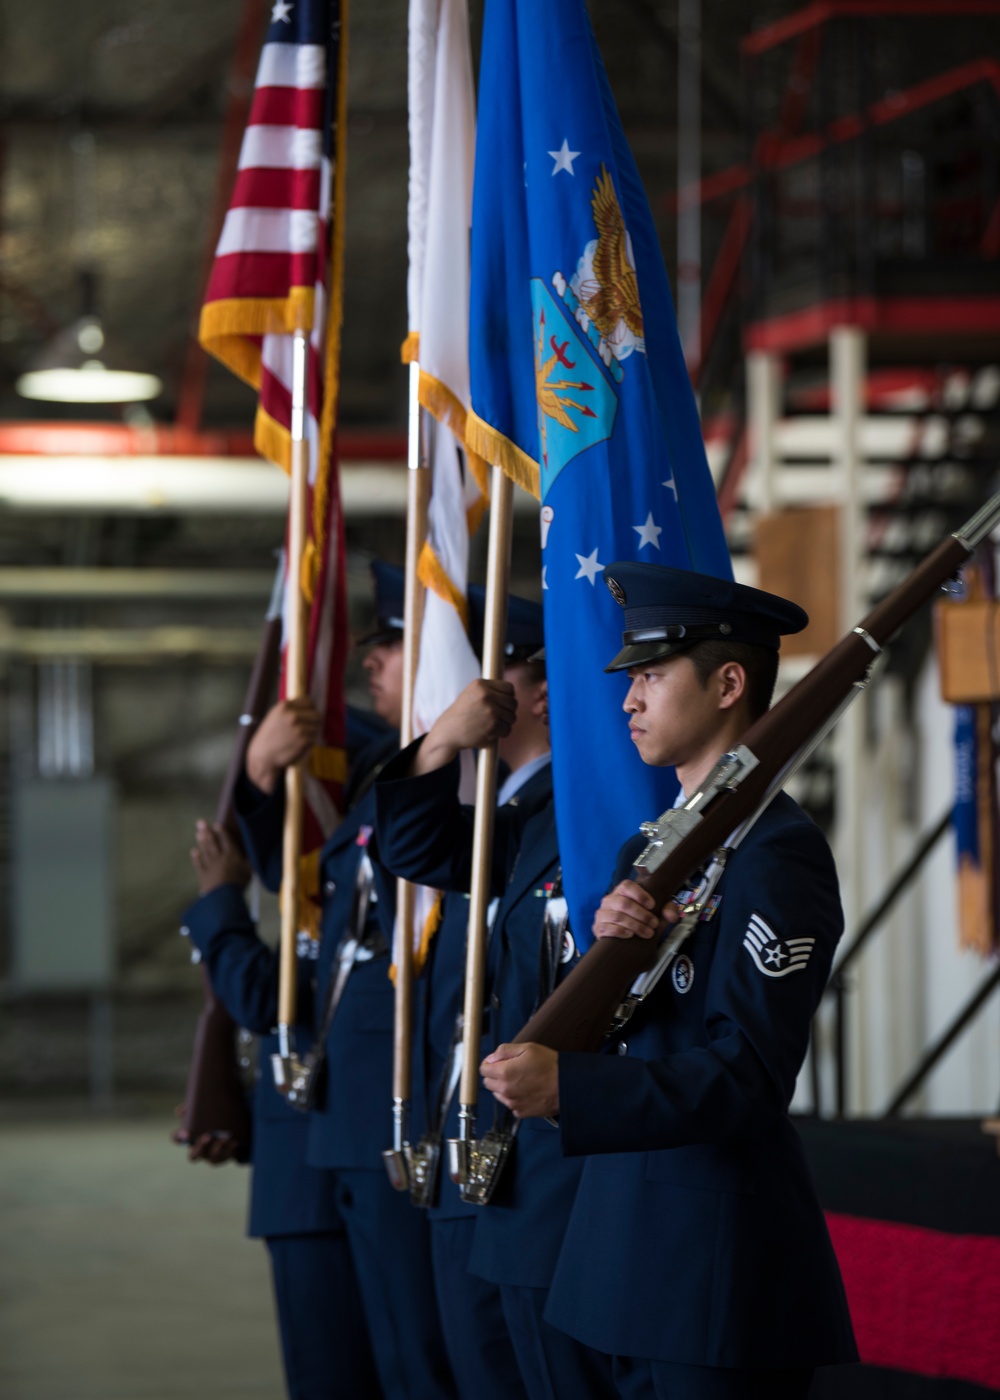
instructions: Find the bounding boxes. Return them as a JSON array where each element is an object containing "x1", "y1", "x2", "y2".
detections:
[
  {"x1": 374, "y1": 596, "x2": 546, "y2": 1400},
  {"x1": 188, "y1": 563, "x2": 456, "y2": 1400},
  {"x1": 482, "y1": 563, "x2": 858, "y2": 1400},
  {"x1": 375, "y1": 599, "x2": 616, "y2": 1400},
  {"x1": 183, "y1": 814, "x2": 381, "y2": 1400}
]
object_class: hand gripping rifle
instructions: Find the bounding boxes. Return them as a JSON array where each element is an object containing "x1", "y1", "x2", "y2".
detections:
[
  {"x1": 513, "y1": 492, "x2": 1000, "y2": 1055},
  {"x1": 181, "y1": 563, "x2": 284, "y2": 1152}
]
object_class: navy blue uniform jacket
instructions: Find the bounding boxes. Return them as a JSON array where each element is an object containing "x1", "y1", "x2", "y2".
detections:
[
  {"x1": 181, "y1": 883, "x2": 340, "y2": 1239},
  {"x1": 234, "y1": 731, "x2": 400, "y2": 1171},
  {"x1": 545, "y1": 792, "x2": 858, "y2": 1367},
  {"x1": 374, "y1": 743, "x2": 586, "y2": 1286}
]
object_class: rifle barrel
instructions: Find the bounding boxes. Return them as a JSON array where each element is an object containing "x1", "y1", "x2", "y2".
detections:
[{"x1": 514, "y1": 491, "x2": 1000, "y2": 1054}]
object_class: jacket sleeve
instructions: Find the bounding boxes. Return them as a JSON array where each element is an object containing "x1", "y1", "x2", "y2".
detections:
[
  {"x1": 233, "y1": 772, "x2": 285, "y2": 893},
  {"x1": 183, "y1": 884, "x2": 314, "y2": 1033},
  {"x1": 373, "y1": 738, "x2": 523, "y2": 896},
  {"x1": 558, "y1": 817, "x2": 843, "y2": 1155}
]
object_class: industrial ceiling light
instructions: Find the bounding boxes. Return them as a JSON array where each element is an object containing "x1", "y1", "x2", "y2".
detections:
[
  {"x1": 16, "y1": 129, "x2": 163, "y2": 407},
  {"x1": 15, "y1": 309, "x2": 162, "y2": 404}
]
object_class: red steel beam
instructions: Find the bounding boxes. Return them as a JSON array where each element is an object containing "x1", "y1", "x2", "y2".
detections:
[
  {"x1": 676, "y1": 57, "x2": 1000, "y2": 211},
  {"x1": 0, "y1": 422, "x2": 407, "y2": 460},
  {"x1": 744, "y1": 296, "x2": 1000, "y2": 354},
  {"x1": 743, "y1": 1, "x2": 1000, "y2": 58}
]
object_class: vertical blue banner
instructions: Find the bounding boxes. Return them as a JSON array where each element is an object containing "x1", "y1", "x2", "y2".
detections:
[{"x1": 469, "y1": 0, "x2": 732, "y2": 948}]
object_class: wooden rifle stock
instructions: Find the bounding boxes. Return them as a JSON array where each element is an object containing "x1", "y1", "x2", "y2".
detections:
[
  {"x1": 515, "y1": 518, "x2": 990, "y2": 1054},
  {"x1": 182, "y1": 609, "x2": 283, "y2": 1149}
]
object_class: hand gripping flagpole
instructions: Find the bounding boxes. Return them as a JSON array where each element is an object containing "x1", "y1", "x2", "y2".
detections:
[
  {"x1": 275, "y1": 328, "x2": 310, "y2": 1078},
  {"x1": 383, "y1": 359, "x2": 431, "y2": 1189},
  {"x1": 447, "y1": 464, "x2": 515, "y2": 1202}
]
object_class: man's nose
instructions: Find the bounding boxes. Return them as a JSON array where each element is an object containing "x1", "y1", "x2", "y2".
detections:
[{"x1": 623, "y1": 681, "x2": 639, "y2": 713}]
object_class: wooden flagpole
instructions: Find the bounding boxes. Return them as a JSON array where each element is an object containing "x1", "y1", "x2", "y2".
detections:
[
  {"x1": 385, "y1": 359, "x2": 431, "y2": 1188},
  {"x1": 452, "y1": 465, "x2": 514, "y2": 1184},
  {"x1": 276, "y1": 328, "x2": 311, "y2": 1062}
]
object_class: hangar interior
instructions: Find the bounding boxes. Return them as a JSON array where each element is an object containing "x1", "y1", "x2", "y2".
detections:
[{"x1": 1, "y1": 0, "x2": 1000, "y2": 1396}]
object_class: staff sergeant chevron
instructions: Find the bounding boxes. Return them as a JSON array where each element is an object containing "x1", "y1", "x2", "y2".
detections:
[{"x1": 743, "y1": 912, "x2": 816, "y2": 978}]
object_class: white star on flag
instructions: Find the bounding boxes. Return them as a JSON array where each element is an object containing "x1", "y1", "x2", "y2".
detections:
[
  {"x1": 271, "y1": 0, "x2": 293, "y2": 19},
  {"x1": 574, "y1": 548, "x2": 603, "y2": 584},
  {"x1": 662, "y1": 474, "x2": 678, "y2": 500},
  {"x1": 548, "y1": 139, "x2": 580, "y2": 176},
  {"x1": 633, "y1": 512, "x2": 663, "y2": 550}
]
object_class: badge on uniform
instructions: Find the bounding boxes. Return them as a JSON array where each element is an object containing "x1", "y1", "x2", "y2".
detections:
[
  {"x1": 355, "y1": 824, "x2": 373, "y2": 847},
  {"x1": 671, "y1": 953, "x2": 694, "y2": 993},
  {"x1": 743, "y1": 912, "x2": 815, "y2": 978}
]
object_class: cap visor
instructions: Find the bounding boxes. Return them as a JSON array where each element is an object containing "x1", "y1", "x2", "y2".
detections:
[
  {"x1": 603, "y1": 640, "x2": 688, "y2": 674},
  {"x1": 356, "y1": 627, "x2": 403, "y2": 649}
]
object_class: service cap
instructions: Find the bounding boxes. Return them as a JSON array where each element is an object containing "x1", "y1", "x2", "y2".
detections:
[
  {"x1": 602, "y1": 561, "x2": 807, "y2": 673},
  {"x1": 468, "y1": 587, "x2": 545, "y2": 664},
  {"x1": 356, "y1": 560, "x2": 405, "y2": 648}
]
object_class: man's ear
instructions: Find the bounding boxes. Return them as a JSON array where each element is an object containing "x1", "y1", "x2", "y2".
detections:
[
  {"x1": 530, "y1": 679, "x2": 548, "y2": 721},
  {"x1": 716, "y1": 661, "x2": 747, "y2": 711}
]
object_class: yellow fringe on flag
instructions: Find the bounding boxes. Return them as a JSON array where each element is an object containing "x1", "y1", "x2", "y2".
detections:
[
  {"x1": 466, "y1": 446, "x2": 491, "y2": 501},
  {"x1": 418, "y1": 369, "x2": 469, "y2": 441},
  {"x1": 466, "y1": 493, "x2": 488, "y2": 536},
  {"x1": 309, "y1": 745, "x2": 349, "y2": 783},
  {"x1": 466, "y1": 410, "x2": 541, "y2": 500},
  {"x1": 390, "y1": 889, "x2": 444, "y2": 982},
  {"x1": 417, "y1": 540, "x2": 470, "y2": 629},
  {"x1": 199, "y1": 288, "x2": 317, "y2": 387},
  {"x1": 400, "y1": 330, "x2": 420, "y2": 364},
  {"x1": 254, "y1": 407, "x2": 292, "y2": 474},
  {"x1": 414, "y1": 890, "x2": 443, "y2": 976}
]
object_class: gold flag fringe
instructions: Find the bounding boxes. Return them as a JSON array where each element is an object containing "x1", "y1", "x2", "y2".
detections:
[
  {"x1": 199, "y1": 288, "x2": 316, "y2": 388},
  {"x1": 400, "y1": 330, "x2": 420, "y2": 364},
  {"x1": 309, "y1": 745, "x2": 349, "y2": 783},
  {"x1": 390, "y1": 889, "x2": 444, "y2": 982},
  {"x1": 417, "y1": 540, "x2": 471, "y2": 629},
  {"x1": 466, "y1": 410, "x2": 541, "y2": 500}
]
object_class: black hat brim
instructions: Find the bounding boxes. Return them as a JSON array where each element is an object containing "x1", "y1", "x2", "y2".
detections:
[
  {"x1": 604, "y1": 639, "x2": 693, "y2": 674},
  {"x1": 356, "y1": 626, "x2": 403, "y2": 650}
]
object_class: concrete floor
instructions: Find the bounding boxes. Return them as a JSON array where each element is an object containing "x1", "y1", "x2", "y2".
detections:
[{"x1": 0, "y1": 1116, "x2": 285, "y2": 1400}]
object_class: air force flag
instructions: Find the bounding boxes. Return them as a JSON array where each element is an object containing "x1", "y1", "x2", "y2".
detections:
[{"x1": 467, "y1": 0, "x2": 732, "y2": 950}]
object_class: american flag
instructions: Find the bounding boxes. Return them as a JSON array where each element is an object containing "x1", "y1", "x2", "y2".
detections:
[{"x1": 199, "y1": 0, "x2": 350, "y2": 929}]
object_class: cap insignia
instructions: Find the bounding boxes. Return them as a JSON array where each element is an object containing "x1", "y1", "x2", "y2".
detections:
[{"x1": 605, "y1": 575, "x2": 627, "y2": 607}]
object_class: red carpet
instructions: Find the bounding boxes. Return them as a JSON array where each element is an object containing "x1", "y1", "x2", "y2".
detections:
[{"x1": 827, "y1": 1212, "x2": 1000, "y2": 1391}]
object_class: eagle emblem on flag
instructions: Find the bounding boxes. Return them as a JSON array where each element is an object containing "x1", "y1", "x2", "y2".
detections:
[{"x1": 743, "y1": 912, "x2": 815, "y2": 978}]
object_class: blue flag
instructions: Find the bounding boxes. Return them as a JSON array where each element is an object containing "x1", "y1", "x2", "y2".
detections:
[{"x1": 467, "y1": 0, "x2": 732, "y2": 951}]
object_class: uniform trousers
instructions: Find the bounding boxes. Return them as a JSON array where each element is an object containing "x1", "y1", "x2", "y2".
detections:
[
  {"x1": 498, "y1": 1282, "x2": 617, "y2": 1400},
  {"x1": 429, "y1": 1217, "x2": 528, "y2": 1400},
  {"x1": 266, "y1": 1233, "x2": 382, "y2": 1400},
  {"x1": 332, "y1": 1168, "x2": 457, "y2": 1400},
  {"x1": 612, "y1": 1357, "x2": 815, "y2": 1400}
]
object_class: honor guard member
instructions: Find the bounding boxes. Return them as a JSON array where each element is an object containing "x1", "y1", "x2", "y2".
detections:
[
  {"x1": 182, "y1": 805, "x2": 382, "y2": 1400},
  {"x1": 233, "y1": 562, "x2": 457, "y2": 1400},
  {"x1": 375, "y1": 601, "x2": 617, "y2": 1400},
  {"x1": 482, "y1": 563, "x2": 858, "y2": 1400}
]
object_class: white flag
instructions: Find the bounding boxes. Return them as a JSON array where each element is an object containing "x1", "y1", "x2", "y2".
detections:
[{"x1": 404, "y1": 0, "x2": 483, "y2": 966}]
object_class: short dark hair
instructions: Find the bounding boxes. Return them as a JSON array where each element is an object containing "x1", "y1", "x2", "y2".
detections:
[
  {"x1": 506, "y1": 656, "x2": 546, "y2": 687},
  {"x1": 684, "y1": 639, "x2": 778, "y2": 722}
]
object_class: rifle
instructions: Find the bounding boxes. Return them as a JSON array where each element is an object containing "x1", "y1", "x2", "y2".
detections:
[
  {"x1": 181, "y1": 564, "x2": 285, "y2": 1151},
  {"x1": 515, "y1": 492, "x2": 1000, "y2": 1055}
]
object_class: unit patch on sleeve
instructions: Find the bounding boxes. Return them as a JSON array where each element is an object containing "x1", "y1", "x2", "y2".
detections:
[{"x1": 743, "y1": 912, "x2": 815, "y2": 978}]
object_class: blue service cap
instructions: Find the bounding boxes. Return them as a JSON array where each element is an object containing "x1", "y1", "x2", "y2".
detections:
[
  {"x1": 601, "y1": 561, "x2": 807, "y2": 673},
  {"x1": 357, "y1": 561, "x2": 405, "y2": 648},
  {"x1": 467, "y1": 586, "x2": 545, "y2": 663}
]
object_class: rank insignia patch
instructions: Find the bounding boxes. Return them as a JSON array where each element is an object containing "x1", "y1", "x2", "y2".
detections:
[
  {"x1": 672, "y1": 954, "x2": 694, "y2": 994},
  {"x1": 743, "y1": 912, "x2": 815, "y2": 978}
]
